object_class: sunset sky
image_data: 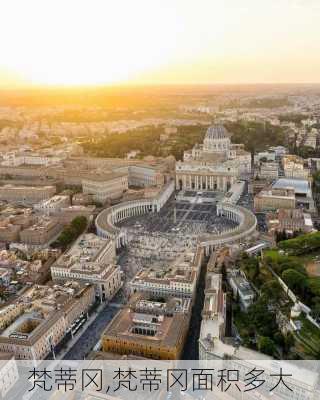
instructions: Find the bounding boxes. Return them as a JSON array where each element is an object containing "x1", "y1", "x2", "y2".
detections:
[{"x1": 1, "y1": 0, "x2": 320, "y2": 87}]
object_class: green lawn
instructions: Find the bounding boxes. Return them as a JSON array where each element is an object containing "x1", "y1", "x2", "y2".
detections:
[
  {"x1": 308, "y1": 277, "x2": 320, "y2": 297},
  {"x1": 295, "y1": 317, "x2": 320, "y2": 358}
]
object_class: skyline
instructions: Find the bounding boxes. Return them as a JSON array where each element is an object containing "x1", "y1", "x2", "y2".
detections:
[{"x1": 1, "y1": 0, "x2": 320, "y2": 87}]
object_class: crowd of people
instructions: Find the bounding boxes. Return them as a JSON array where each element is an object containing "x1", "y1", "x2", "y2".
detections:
[{"x1": 117, "y1": 199, "x2": 239, "y2": 289}]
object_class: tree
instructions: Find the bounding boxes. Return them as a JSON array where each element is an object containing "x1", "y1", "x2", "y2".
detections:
[
  {"x1": 248, "y1": 298, "x2": 278, "y2": 337},
  {"x1": 275, "y1": 260, "x2": 307, "y2": 276},
  {"x1": 240, "y1": 256, "x2": 260, "y2": 283},
  {"x1": 276, "y1": 230, "x2": 288, "y2": 243},
  {"x1": 311, "y1": 299, "x2": 320, "y2": 320},
  {"x1": 278, "y1": 113, "x2": 307, "y2": 124},
  {"x1": 51, "y1": 216, "x2": 87, "y2": 250},
  {"x1": 282, "y1": 269, "x2": 308, "y2": 297},
  {"x1": 258, "y1": 336, "x2": 276, "y2": 356},
  {"x1": 225, "y1": 121, "x2": 286, "y2": 159},
  {"x1": 260, "y1": 279, "x2": 282, "y2": 302},
  {"x1": 283, "y1": 332, "x2": 295, "y2": 354},
  {"x1": 221, "y1": 262, "x2": 227, "y2": 281},
  {"x1": 296, "y1": 145, "x2": 316, "y2": 159},
  {"x1": 278, "y1": 232, "x2": 320, "y2": 255},
  {"x1": 0, "y1": 285, "x2": 7, "y2": 301},
  {"x1": 71, "y1": 216, "x2": 87, "y2": 233}
]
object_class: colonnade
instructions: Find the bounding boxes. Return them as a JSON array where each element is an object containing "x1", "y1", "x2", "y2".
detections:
[
  {"x1": 111, "y1": 203, "x2": 155, "y2": 224},
  {"x1": 176, "y1": 174, "x2": 234, "y2": 191},
  {"x1": 201, "y1": 203, "x2": 257, "y2": 256},
  {"x1": 217, "y1": 205, "x2": 242, "y2": 224},
  {"x1": 95, "y1": 181, "x2": 175, "y2": 248}
]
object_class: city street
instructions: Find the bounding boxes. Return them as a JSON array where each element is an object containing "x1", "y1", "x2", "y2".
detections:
[{"x1": 62, "y1": 303, "x2": 119, "y2": 360}]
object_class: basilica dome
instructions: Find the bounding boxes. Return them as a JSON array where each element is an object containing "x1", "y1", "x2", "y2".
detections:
[{"x1": 205, "y1": 124, "x2": 231, "y2": 140}]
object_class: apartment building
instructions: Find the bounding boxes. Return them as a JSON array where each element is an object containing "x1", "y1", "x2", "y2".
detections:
[
  {"x1": 34, "y1": 195, "x2": 70, "y2": 215},
  {"x1": 0, "y1": 185, "x2": 56, "y2": 204},
  {"x1": 259, "y1": 162, "x2": 279, "y2": 180},
  {"x1": 0, "y1": 283, "x2": 95, "y2": 360},
  {"x1": 129, "y1": 251, "x2": 202, "y2": 299},
  {"x1": 51, "y1": 233, "x2": 121, "y2": 301},
  {"x1": 283, "y1": 155, "x2": 310, "y2": 180},
  {"x1": 254, "y1": 187, "x2": 296, "y2": 212},
  {"x1": 0, "y1": 224, "x2": 20, "y2": 242},
  {"x1": 1, "y1": 152, "x2": 62, "y2": 167},
  {"x1": 82, "y1": 172, "x2": 128, "y2": 203},
  {"x1": 19, "y1": 217, "x2": 62, "y2": 247},
  {"x1": 199, "y1": 251, "x2": 272, "y2": 361},
  {"x1": 267, "y1": 208, "x2": 314, "y2": 235},
  {"x1": 128, "y1": 165, "x2": 165, "y2": 187}
]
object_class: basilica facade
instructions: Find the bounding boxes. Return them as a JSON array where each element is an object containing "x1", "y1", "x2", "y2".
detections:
[{"x1": 175, "y1": 124, "x2": 251, "y2": 192}]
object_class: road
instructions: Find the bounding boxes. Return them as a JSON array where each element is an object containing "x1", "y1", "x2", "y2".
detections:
[
  {"x1": 6, "y1": 302, "x2": 120, "y2": 400},
  {"x1": 62, "y1": 303, "x2": 119, "y2": 360}
]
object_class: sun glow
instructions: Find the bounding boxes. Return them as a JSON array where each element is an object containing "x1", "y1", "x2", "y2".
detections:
[
  {"x1": 1, "y1": 0, "x2": 320, "y2": 86},
  {"x1": 0, "y1": 0, "x2": 182, "y2": 86}
]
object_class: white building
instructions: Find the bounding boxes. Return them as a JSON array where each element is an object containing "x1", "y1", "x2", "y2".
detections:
[
  {"x1": 128, "y1": 165, "x2": 165, "y2": 187},
  {"x1": 254, "y1": 151, "x2": 276, "y2": 164},
  {"x1": 51, "y1": 233, "x2": 122, "y2": 301},
  {"x1": 82, "y1": 172, "x2": 128, "y2": 203},
  {"x1": 227, "y1": 269, "x2": 255, "y2": 311},
  {"x1": 34, "y1": 195, "x2": 70, "y2": 215},
  {"x1": 269, "y1": 146, "x2": 288, "y2": 158},
  {"x1": 282, "y1": 155, "x2": 310, "y2": 180},
  {"x1": 176, "y1": 124, "x2": 251, "y2": 192},
  {"x1": 1, "y1": 152, "x2": 62, "y2": 167},
  {"x1": 259, "y1": 162, "x2": 279, "y2": 180},
  {"x1": 199, "y1": 256, "x2": 271, "y2": 361},
  {"x1": 273, "y1": 178, "x2": 315, "y2": 212},
  {"x1": 129, "y1": 251, "x2": 201, "y2": 299}
]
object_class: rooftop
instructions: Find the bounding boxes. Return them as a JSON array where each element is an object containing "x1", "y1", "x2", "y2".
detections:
[
  {"x1": 22, "y1": 216, "x2": 58, "y2": 231},
  {"x1": 0, "y1": 184, "x2": 55, "y2": 191},
  {"x1": 82, "y1": 171, "x2": 127, "y2": 182},
  {"x1": 35, "y1": 195, "x2": 69, "y2": 207},
  {"x1": 103, "y1": 296, "x2": 191, "y2": 349},
  {"x1": 273, "y1": 178, "x2": 310, "y2": 195},
  {"x1": 0, "y1": 282, "x2": 94, "y2": 345},
  {"x1": 54, "y1": 233, "x2": 115, "y2": 275},
  {"x1": 228, "y1": 272, "x2": 254, "y2": 297}
]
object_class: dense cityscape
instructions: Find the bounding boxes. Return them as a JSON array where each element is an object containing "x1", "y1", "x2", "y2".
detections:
[
  {"x1": 0, "y1": 86, "x2": 319, "y2": 372},
  {"x1": 1, "y1": 0, "x2": 320, "y2": 397}
]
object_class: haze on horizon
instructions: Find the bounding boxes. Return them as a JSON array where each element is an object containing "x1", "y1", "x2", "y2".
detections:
[{"x1": 1, "y1": 0, "x2": 320, "y2": 88}]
